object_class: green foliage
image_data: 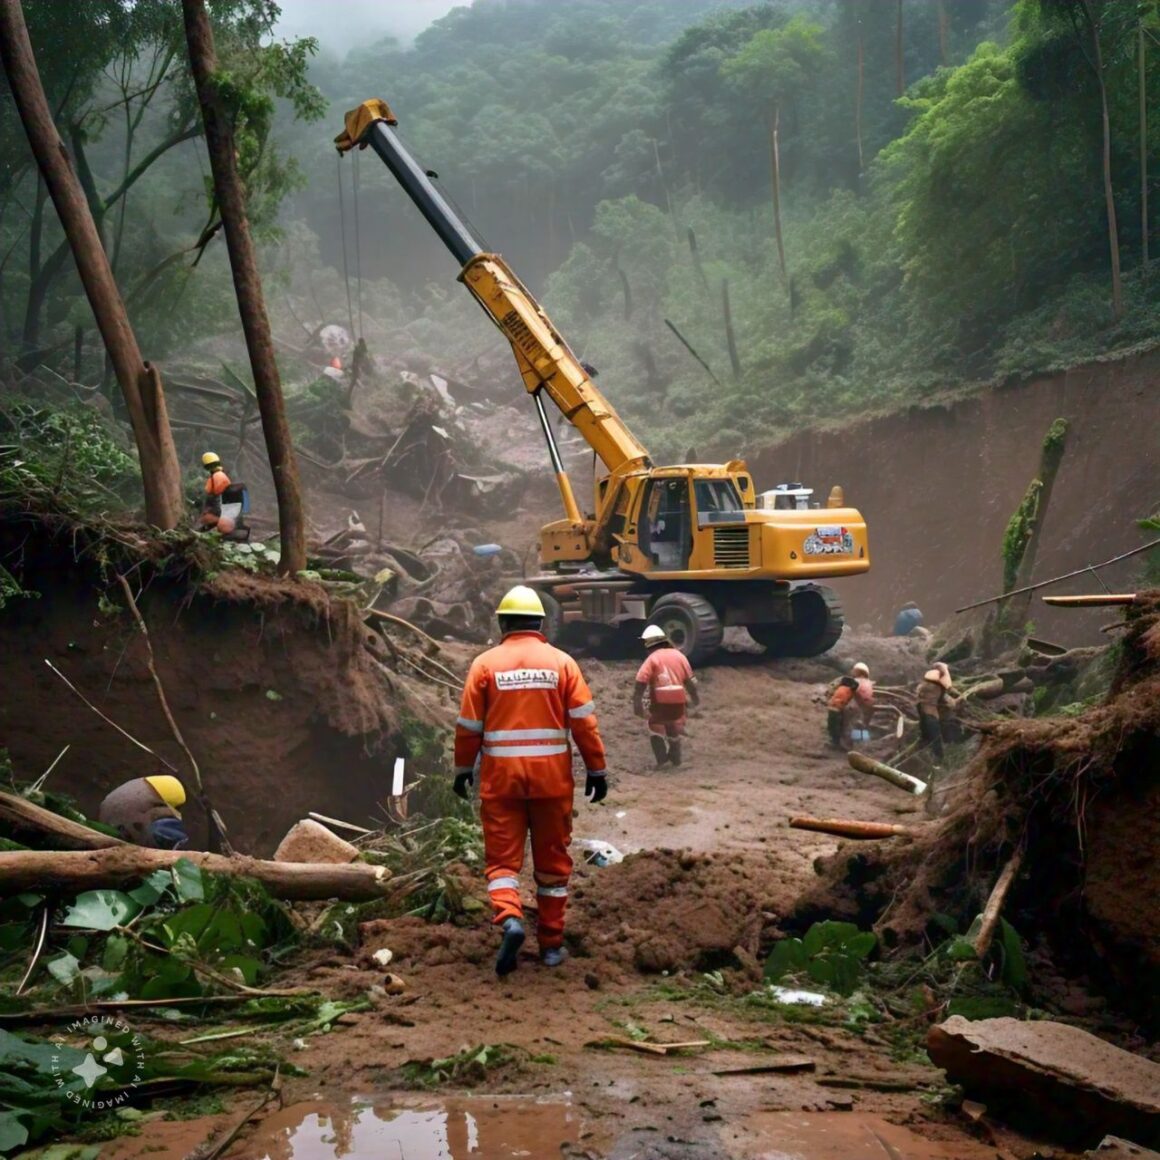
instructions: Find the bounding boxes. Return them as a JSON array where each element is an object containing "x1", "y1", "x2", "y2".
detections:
[
  {"x1": 763, "y1": 920, "x2": 876, "y2": 996},
  {"x1": 0, "y1": 403, "x2": 141, "y2": 512},
  {"x1": 30, "y1": 860, "x2": 298, "y2": 1004},
  {"x1": 402, "y1": 1043, "x2": 523, "y2": 1088}
]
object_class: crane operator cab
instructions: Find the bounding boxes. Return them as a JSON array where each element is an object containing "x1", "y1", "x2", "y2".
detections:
[{"x1": 642, "y1": 478, "x2": 691, "y2": 570}]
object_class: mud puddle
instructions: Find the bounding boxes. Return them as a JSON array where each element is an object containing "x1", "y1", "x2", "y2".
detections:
[
  {"x1": 230, "y1": 1096, "x2": 580, "y2": 1158},
  {"x1": 731, "y1": 1110, "x2": 998, "y2": 1159}
]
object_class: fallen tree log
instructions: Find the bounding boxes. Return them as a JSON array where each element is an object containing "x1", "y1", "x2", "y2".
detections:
[
  {"x1": 0, "y1": 789, "x2": 125, "y2": 850},
  {"x1": 0, "y1": 847, "x2": 391, "y2": 901},
  {"x1": 848, "y1": 752, "x2": 927, "y2": 795},
  {"x1": 962, "y1": 677, "x2": 1005, "y2": 701},
  {"x1": 789, "y1": 816, "x2": 915, "y2": 840}
]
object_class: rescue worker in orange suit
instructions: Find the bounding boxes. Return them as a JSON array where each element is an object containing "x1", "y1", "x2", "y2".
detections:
[
  {"x1": 98, "y1": 775, "x2": 190, "y2": 849},
  {"x1": 198, "y1": 452, "x2": 234, "y2": 534},
  {"x1": 827, "y1": 661, "x2": 874, "y2": 749},
  {"x1": 916, "y1": 661, "x2": 956, "y2": 761},
  {"x1": 453, "y1": 586, "x2": 609, "y2": 976},
  {"x1": 633, "y1": 625, "x2": 699, "y2": 768}
]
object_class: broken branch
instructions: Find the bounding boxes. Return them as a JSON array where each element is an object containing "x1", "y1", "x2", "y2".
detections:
[
  {"x1": 973, "y1": 849, "x2": 1024, "y2": 960},
  {"x1": 0, "y1": 788, "x2": 125, "y2": 849}
]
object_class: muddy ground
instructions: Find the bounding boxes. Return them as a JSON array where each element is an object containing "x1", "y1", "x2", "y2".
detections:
[{"x1": 94, "y1": 639, "x2": 1077, "y2": 1160}]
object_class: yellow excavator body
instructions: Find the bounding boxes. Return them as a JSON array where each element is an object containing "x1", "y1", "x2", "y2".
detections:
[{"x1": 340, "y1": 101, "x2": 870, "y2": 661}]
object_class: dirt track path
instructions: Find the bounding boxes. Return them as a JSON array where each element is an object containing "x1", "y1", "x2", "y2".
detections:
[{"x1": 110, "y1": 650, "x2": 1052, "y2": 1160}]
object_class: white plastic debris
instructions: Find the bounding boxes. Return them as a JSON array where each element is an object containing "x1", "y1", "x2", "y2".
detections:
[
  {"x1": 574, "y1": 838, "x2": 624, "y2": 867},
  {"x1": 767, "y1": 986, "x2": 828, "y2": 1007},
  {"x1": 372, "y1": 948, "x2": 393, "y2": 968}
]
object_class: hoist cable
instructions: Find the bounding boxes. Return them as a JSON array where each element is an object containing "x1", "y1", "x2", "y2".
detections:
[{"x1": 336, "y1": 154, "x2": 356, "y2": 339}]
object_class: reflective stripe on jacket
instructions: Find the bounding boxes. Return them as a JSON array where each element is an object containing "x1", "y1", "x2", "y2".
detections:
[{"x1": 454, "y1": 631, "x2": 606, "y2": 799}]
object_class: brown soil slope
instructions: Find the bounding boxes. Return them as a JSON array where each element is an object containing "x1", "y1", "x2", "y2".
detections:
[{"x1": 750, "y1": 350, "x2": 1159, "y2": 644}]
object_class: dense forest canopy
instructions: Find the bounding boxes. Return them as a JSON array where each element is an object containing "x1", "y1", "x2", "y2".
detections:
[{"x1": 3, "y1": 0, "x2": 1160, "y2": 458}]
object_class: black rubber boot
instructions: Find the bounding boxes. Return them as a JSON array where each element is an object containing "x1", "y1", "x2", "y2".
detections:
[
  {"x1": 667, "y1": 739, "x2": 682, "y2": 767},
  {"x1": 495, "y1": 917, "x2": 525, "y2": 977},
  {"x1": 540, "y1": 946, "x2": 567, "y2": 968},
  {"x1": 650, "y1": 736, "x2": 669, "y2": 767}
]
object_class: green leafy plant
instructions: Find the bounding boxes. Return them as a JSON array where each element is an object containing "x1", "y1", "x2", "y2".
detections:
[{"x1": 763, "y1": 921, "x2": 876, "y2": 996}]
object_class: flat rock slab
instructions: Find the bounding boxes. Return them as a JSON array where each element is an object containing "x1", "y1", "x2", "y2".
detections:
[{"x1": 928, "y1": 1016, "x2": 1160, "y2": 1148}]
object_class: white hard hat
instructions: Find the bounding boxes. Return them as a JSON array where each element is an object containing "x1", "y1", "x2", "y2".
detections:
[
  {"x1": 852, "y1": 662, "x2": 870, "y2": 678},
  {"x1": 641, "y1": 625, "x2": 668, "y2": 644}
]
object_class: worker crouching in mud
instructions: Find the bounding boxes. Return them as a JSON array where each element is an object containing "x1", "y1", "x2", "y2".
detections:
[
  {"x1": 453, "y1": 586, "x2": 609, "y2": 977},
  {"x1": 634, "y1": 625, "x2": 699, "y2": 767},
  {"x1": 99, "y1": 775, "x2": 190, "y2": 849},
  {"x1": 827, "y1": 662, "x2": 874, "y2": 750},
  {"x1": 916, "y1": 661, "x2": 956, "y2": 761}
]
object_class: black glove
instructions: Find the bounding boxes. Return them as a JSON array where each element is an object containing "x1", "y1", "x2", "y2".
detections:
[
  {"x1": 585, "y1": 772, "x2": 607, "y2": 804},
  {"x1": 453, "y1": 771, "x2": 473, "y2": 800}
]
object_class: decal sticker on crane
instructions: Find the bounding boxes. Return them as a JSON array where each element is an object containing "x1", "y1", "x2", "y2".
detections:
[{"x1": 803, "y1": 526, "x2": 854, "y2": 556}]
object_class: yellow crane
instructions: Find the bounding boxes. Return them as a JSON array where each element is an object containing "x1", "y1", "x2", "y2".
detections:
[{"x1": 337, "y1": 100, "x2": 870, "y2": 662}]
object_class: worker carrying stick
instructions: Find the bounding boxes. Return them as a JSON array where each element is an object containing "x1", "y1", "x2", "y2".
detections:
[
  {"x1": 99, "y1": 775, "x2": 190, "y2": 849},
  {"x1": 634, "y1": 625, "x2": 699, "y2": 767},
  {"x1": 915, "y1": 661, "x2": 956, "y2": 761},
  {"x1": 453, "y1": 585, "x2": 609, "y2": 976},
  {"x1": 827, "y1": 662, "x2": 874, "y2": 750}
]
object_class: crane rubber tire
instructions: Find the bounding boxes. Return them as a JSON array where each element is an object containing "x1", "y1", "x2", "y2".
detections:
[
  {"x1": 647, "y1": 593, "x2": 724, "y2": 665},
  {"x1": 749, "y1": 584, "x2": 844, "y2": 658}
]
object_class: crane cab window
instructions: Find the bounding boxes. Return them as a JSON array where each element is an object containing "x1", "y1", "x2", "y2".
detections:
[
  {"x1": 640, "y1": 478, "x2": 691, "y2": 570},
  {"x1": 694, "y1": 479, "x2": 744, "y2": 527}
]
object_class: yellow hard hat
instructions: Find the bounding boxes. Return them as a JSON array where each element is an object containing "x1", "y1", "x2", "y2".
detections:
[
  {"x1": 201, "y1": 451, "x2": 221, "y2": 467},
  {"x1": 496, "y1": 585, "x2": 545, "y2": 617},
  {"x1": 145, "y1": 774, "x2": 186, "y2": 810}
]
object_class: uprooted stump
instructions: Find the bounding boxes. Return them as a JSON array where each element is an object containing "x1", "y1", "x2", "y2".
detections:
[{"x1": 791, "y1": 591, "x2": 1160, "y2": 1030}]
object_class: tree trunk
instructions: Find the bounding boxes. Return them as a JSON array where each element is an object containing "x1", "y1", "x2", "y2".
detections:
[
  {"x1": 0, "y1": 846, "x2": 392, "y2": 901},
  {"x1": 182, "y1": 0, "x2": 307, "y2": 575},
  {"x1": 769, "y1": 104, "x2": 788, "y2": 285},
  {"x1": 1004, "y1": 418, "x2": 1069, "y2": 628},
  {"x1": 0, "y1": 0, "x2": 185, "y2": 530},
  {"x1": 895, "y1": 0, "x2": 905, "y2": 96},
  {"x1": 721, "y1": 278, "x2": 741, "y2": 380},
  {"x1": 1141, "y1": 19, "x2": 1149, "y2": 279},
  {"x1": 1090, "y1": 16, "x2": 1123, "y2": 319},
  {"x1": 855, "y1": 9, "x2": 866, "y2": 173},
  {"x1": 20, "y1": 176, "x2": 46, "y2": 353},
  {"x1": 938, "y1": 0, "x2": 950, "y2": 66}
]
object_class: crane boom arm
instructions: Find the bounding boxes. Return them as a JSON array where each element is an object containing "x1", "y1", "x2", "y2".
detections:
[{"x1": 337, "y1": 101, "x2": 651, "y2": 482}]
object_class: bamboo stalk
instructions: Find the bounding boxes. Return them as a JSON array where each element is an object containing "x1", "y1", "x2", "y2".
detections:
[
  {"x1": 848, "y1": 752, "x2": 927, "y2": 796},
  {"x1": 789, "y1": 816, "x2": 915, "y2": 840}
]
